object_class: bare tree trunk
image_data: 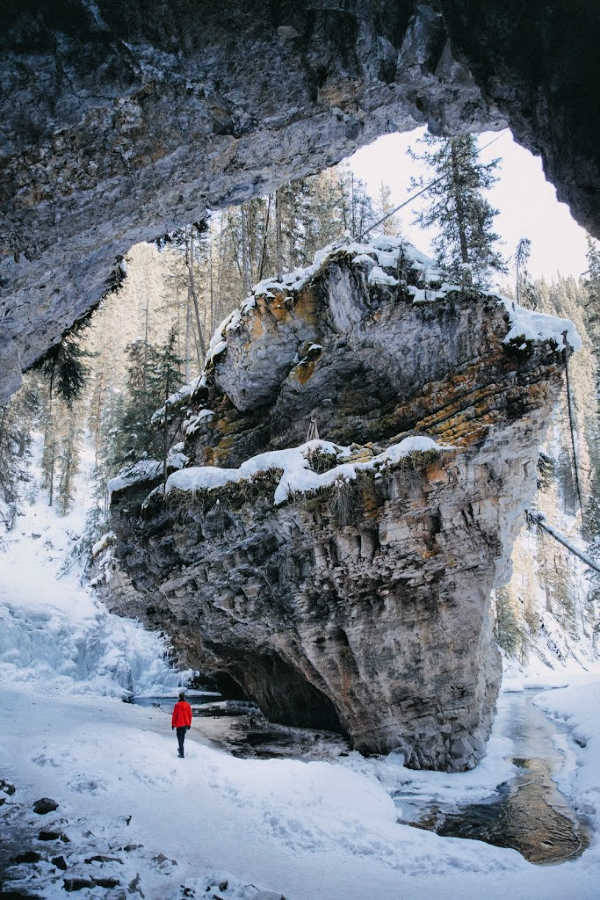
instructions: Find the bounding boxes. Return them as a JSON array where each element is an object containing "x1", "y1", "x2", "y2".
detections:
[
  {"x1": 258, "y1": 195, "x2": 272, "y2": 282},
  {"x1": 47, "y1": 372, "x2": 55, "y2": 507},
  {"x1": 275, "y1": 189, "x2": 283, "y2": 281},
  {"x1": 162, "y1": 370, "x2": 170, "y2": 491},
  {"x1": 563, "y1": 331, "x2": 584, "y2": 514},
  {"x1": 184, "y1": 284, "x2": 192, "y2": 381},
  {"x1": 186, "y1": 230, "x2": 206, "y2": 364},
  {"x1": 216, "y1": 211, "x2": 227, "y2": 324},
  {"x1": 93, "y1": 372, "x2": 104, "y2": 466},
  {"x1": 228, "y1": 210, "x2": 246, "y2": 284},
  {"x1": 209, "y1": 244, "x2": 215, "y2": 337},
  {"x1": 241, "y1": 205, "x2": 251, "y2": 294},
  {"x1": 450, "y1": 140, "x2": 469, "y2": 267}
]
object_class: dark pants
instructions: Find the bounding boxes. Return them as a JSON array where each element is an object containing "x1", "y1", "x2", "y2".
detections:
[{"x1": 176, "y1": 726, "x2": 187, "y2": 757}]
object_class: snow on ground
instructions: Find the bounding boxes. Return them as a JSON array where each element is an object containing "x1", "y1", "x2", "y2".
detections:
[
  {"x1": 2, "y1": 442, "x2": 600, "y2": 898},
  {"x1": 3, "y1": 676, "x2": 600, "y2": 899},
  {"x1": 533, "y1": 678, "x2": 600, "y2": 849}
]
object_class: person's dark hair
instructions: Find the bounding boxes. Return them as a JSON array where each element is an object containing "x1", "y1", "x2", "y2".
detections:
[{"x1": 178, "y1": 691, "x2": 185, "y2": 701}]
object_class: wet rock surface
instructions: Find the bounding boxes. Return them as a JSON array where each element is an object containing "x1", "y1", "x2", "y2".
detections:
[
  {"x1": 31, "y1": 799, "x2": 58, "y2": 816},
  {"x1": 105, "y1": 241, "x2": 568, "y2": 770},
  {"x1": 394, "y1": 692, "x2": 590, "y2": 864},
  {"x1": 2, "y1": 1, "x2": 599, "y2": 400}
]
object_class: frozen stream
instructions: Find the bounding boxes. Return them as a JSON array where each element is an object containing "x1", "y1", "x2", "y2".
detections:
[
  {"x1": 394, "y1": 690, "x2": 589, "y2": 864},
  {"x1": 135, "y1": 689, "x2": 589, "y2": 866}
]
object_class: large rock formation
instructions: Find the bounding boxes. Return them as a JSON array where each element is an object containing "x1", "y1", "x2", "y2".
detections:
[
  {"x1": 2, "y1": 1, "x2": 599, "y2": 400},
  {"x1": 104, "y1": 238, "x2": 575, "y2": 770}
]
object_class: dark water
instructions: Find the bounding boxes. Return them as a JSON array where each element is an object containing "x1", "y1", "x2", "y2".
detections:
[
  {"x1": 393, "y1": 692, "x2": 589, "y2": 865},
  {"x1": 132, "y1": 693, "x2": 349, "y2": 759},
  {"x1": 130, "y1": 690, "x2": 222, "y2": 710}
]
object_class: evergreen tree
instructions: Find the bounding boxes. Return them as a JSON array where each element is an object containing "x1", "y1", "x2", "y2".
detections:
[
  {"x1": 34, "y1": 316, "x2": 92, "y2": 507},
  {"x1": 40, "y1": 388, "x2": 57, "y2": 507},
  {"x1": 150, "y1": 327, "x2": 184, "y2": 487},
  {"x1": 584, "y1": 237, "x2": 600, "y2": 346},
  {"x1": 374, "y1": 181, "x2": 402, "y2": 236},
  {"x1": 109, "y1": 340, "x2": 160, "y2": 467},
  {"x1": 515, "y1": 237, "x2": 536, "y2": 309},
  {"x1": 334, "y1": 165, "x2": 376, "y2": 241},
  {"x1": 0, "y1": 384, "x2": 39, "y2": 529},
  {"x1": 56, "y1": 412, "x2": 82, "y2": 515},
  {"x1": 33, "y1": 316, "x2": 92, "y2": 407},
  {"x1": 93, "y1": 388, "x2": 126, "y2": 518},
  {"x1": 409, "y1": 133, "x2": 506, "y2": 288},
  {"x1": 109, "y1": 331, "x2": 183, "y2": 472}
]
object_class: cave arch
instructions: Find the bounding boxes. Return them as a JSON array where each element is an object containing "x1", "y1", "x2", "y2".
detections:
[{"x1": 1, "y1": 1, "x2": 598, "y2": 399}]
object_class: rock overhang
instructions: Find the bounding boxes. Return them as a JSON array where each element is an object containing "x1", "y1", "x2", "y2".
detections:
[{"x1": 2, "y1": 0, "x2": 599, "y2": 401}]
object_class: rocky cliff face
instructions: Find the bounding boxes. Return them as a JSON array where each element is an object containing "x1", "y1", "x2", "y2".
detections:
[
  {"x1": 2, "y1": 1, "x2": 599, "y2": 400},
  {"x1": 103, "y1": 238, "x2": 574, "y2": 770},
  {"x1": 496, "y1": 279, "x2": 600, "y2": 671}
]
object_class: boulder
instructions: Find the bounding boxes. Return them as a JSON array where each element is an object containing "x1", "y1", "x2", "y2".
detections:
[{"x1": 32, "y1": 798, "x2": 58, "y2": 815}]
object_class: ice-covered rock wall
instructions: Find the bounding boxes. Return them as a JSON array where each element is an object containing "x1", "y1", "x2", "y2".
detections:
[{"x1": 102, "y1": 238, "x2": 574, "y2": 770}]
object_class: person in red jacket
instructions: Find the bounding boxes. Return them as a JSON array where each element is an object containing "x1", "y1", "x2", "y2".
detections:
[{"x1": 171, "y1": 691, "x2": 193, "y2": 758}]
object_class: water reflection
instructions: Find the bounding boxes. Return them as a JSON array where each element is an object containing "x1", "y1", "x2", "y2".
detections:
[{"x1": 394, "y1": 692, "x2": 588, "y2": 864}]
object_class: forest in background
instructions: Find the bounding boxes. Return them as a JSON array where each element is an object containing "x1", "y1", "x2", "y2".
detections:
[{"x1": 2, "y1": 135, "x2": 600, "y2": 668}]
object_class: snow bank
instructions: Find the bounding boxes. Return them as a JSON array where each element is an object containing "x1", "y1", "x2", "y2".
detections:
[
  {"x1": 108, "y1": 448, "x2": 188, "y2": 499},
  {"x1": 4, "y1": 449, "x2": 600, "y2": 898},
  {"x1": 368, "y1": 265, "x2": 398, "y2": 287},
  {"x1": 107, "y1": 458, "x2": 162, "y2": 498},
  {"x1": 151, "y1": 374, "x2": 208, "y2": 424},
  {"x1": 166, "y1": 435, "x2": 448, "y2": 506},
  {"x1": 534, "y1": 679, "x2": 600, "y2": 787},
  {"x1": 183, "y1": 407, "x2": 216, "y2": 437},
  {"x1": 500, "y1": 299, "x2": 581, "y2": 352},
  {"x1": 91, "y1": 530, "x2": 116, "y2": 559},
  {"x1": 5, "y1": 675, "x2": 600, "y2": 899}
]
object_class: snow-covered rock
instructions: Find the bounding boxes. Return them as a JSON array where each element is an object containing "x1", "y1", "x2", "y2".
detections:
[{"x1": 107, "y1": 240, "x2": 572, "y2": 771}]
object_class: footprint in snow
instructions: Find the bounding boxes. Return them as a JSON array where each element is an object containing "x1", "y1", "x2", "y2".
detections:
[
  {"x1": 68, "y1": 777, "x2": 107, "y2": 794},
  {"x1": 31, "y1": 752, "x2": 60, "y2": 768}
]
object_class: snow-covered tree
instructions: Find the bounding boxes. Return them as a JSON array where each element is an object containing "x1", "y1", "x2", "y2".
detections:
[
  {"x1": 108, "y1": 331, "x2": 184, "y2": 472},
  {"x1": 374, "y1": 181, "x2": 402, "y2": 236},
  {"x1": 0, "y1": 384, "x2": 39, "y2": 529},
  {"x1": 56, "y1": 412, "x2": 82, "y2": 515},
  {"x1": 409, "y1": 132, "x2": 506, "y2": 288}
]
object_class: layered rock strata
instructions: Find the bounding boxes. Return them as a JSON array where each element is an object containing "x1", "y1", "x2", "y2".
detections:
[
  {"x1": 2, "y1": 1, "x2": 599, "y2": 400},
  {"x1": 104, "y1": 238, "x2": 575, "y2": 770}
]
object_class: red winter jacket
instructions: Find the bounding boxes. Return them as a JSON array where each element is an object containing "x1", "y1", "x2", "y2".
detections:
[{"x1": 172, "y1": 700, "x2": 192, "y2": 728}]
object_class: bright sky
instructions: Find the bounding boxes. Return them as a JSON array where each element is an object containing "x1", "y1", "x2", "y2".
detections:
[{"x1": 349, "y1": 128, "x2": 590, "y2": 282}]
